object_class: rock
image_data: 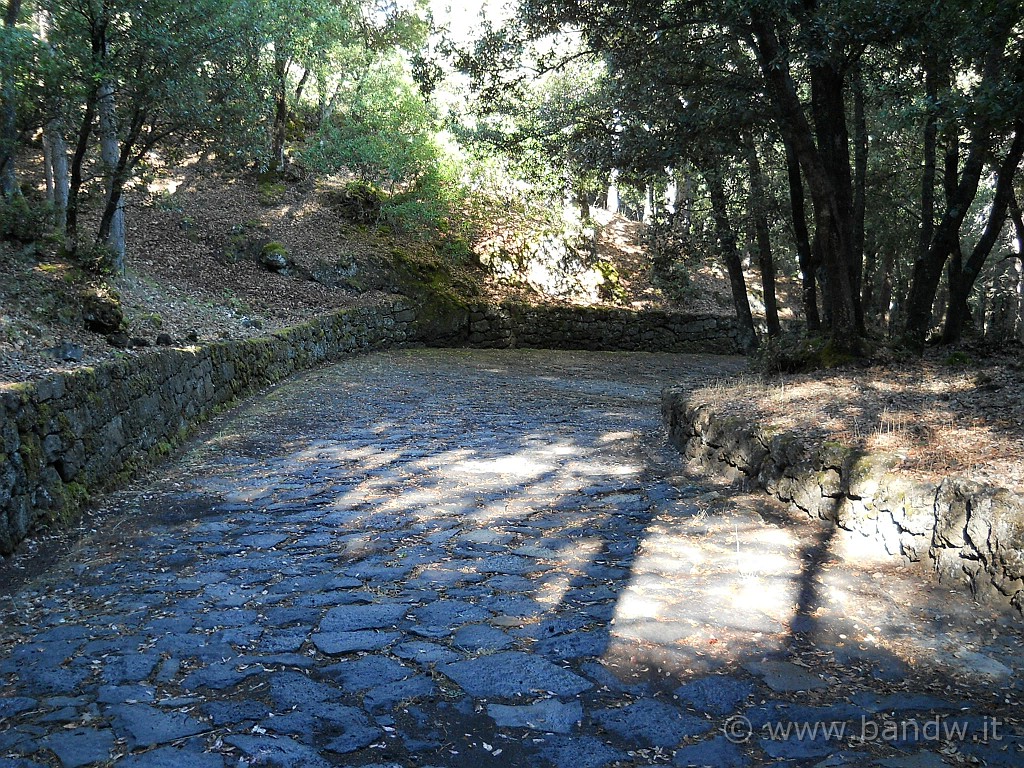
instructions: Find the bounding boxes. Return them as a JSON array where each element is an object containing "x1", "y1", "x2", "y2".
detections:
[
  {"x1": 108, "y1": 703, "x2": 210, "y2": 748},
  {"x1": 155, "y1": 333, "x2": 173, "y2": 346},
  {"x1": 487, "y1": 699, "x2": 583, "y2": 734},
  {"x1": 744, "y1": 660, "x2": 828, "y2": 692},
  {"x1": 260, "y1": 242, "x2": 290, "y2": 272},
  {"x1": 107, "y1": 331, "x2": 130, "y2": 348},
  {"x1": 41, "y1": 728, "x2": 115, "y2": 768},
  {"x1": 82, "y1": 291, "x2": 123, "y2": 334},
  {"x1": 130, "y1": 336, "x2": 152, "y2": 347},
  {"x1": 947, "y1": 649, "x2": 1013, "y2": 681},
  {"x1": 453, "y1": 624, "x2": 512, "y2": 651},
  {"x1": 225, "y1": 734, "x2": 332, "y2": 768},
  {"x1": 48, "y1": 342, "x2": 84, "y2": 362},
  {"x1": 673, "y1": 736, "x2": 748, "y2": 767},
  {"x1": 442, "y1": 652, "x2": 592, "y2": 699},
  {"x1": 593, "y1": 698, "x2": 711, "y2": 747},
  {"x1": 322, "y1": 710, "x2": 382, "y2": 753},
  {"x1": 363, "y1": 676, "x2": 435, "y2": 714},
  {"x1": 532, "y1": 735, "x2": 627, "y2": 768},
  {"x1": 874, "y1": 753, "x2": 951, "y2": 768},
  {"x1": 201, "y1": 699, "x2": 271, "y2": 726},
  {"x1": 318, "y1": 604, "x2": 407, "y2": 633},
  {"x1": 312, "y1": 630, "x2": 400, "y2": 655},
  {"x1": 0, "y1": 697, "x2": 37, "y2": 719},
  {"x1": 324, "y1": 656, "x2": 411, "y2": 693},
  {"x1": 392, "y1": 641, "x2": 460, "y2": 665},
  {"x1": 675, "y1": 676, "x2": 754, "y2": 716},
  {"x1": 116, "y1": 746, "x2": 225, "y2": 768}
]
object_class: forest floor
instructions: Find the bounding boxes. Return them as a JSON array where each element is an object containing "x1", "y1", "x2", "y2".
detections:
[
  {"x1": 0, "y1": 155, "x2": 734, "y2": 385},
  {"x1": 690, "y1": 349, "x2": 1024, "y2": 493},
  {"x1": 1, "y1": 156, "x2": 1021, "y2": 496}
]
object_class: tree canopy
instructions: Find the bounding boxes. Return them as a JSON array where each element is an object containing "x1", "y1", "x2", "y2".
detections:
[{"x1": 2, "y1": 0, "x2": 1023, "y2": 356}]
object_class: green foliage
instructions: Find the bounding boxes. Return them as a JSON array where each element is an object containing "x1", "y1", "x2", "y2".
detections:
[
  {"x1": 596, "y1": 260, "x2": 627, "y2": 303},
  {"x1": 0, "y1": 196, "x2": 52, "y2": 243},
  {"x1": 307, "y1": 58, "x2": 438, "y2": 186},
  {"x1": 304, "y1": 55, "x2": 475, "y2": 240},
  {"x1": 261, "y1": 241, "x2": 288, "y2": 258},
  {"x1": 74, "y1": 242, "x2": 121, "y2": 276}
]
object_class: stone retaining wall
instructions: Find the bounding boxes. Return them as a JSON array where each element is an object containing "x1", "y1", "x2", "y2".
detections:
[
  {"x1": 464, "y1": 303, "x2": 739, "y2": 353},
  {"x1": 0, "y1": 295, "x2": 738, "y2": 557},
  {"x1": 0, "y1": 298, "x2": 417, "y2": 555},
  {"x1": 662, "y1": 390, "x2": 1024, "y2": 613}
]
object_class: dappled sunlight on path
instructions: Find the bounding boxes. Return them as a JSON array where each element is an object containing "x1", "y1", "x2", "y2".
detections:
[{"x1": 0, "y1": 349, "x2": 1020, "y2": 767}]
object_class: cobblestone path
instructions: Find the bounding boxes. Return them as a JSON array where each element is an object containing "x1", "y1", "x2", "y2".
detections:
[{"x1": 0, "y1": 349, "x2": 1021, "y2": 768}]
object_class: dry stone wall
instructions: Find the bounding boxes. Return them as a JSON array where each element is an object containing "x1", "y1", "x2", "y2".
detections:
[
  {"x1": 662, "y1": 389, "x2": 1024, "y2": 614},
  {"x1": 0, "y1": 298, "x2": 417, "y2": 555},
  {"x1": 0, "y1": 296, "x2": 737, "y2": 557},
  {"x1": 464, "y1": 303, "x2": 739, "y2": 353}
]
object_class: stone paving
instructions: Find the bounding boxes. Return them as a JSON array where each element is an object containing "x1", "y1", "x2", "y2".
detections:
[{"x1": 0, "y1": 349, "x2": 1021, "y2": 768}]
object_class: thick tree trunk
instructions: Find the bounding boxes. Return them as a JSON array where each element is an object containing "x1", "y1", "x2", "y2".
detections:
[
  {"x1": 746, "y1": 139, "x2": 780, "y2": 337},
  {"x1": 0, "y1": 0, "x2": 23, "y2": 198},
  {"x1": 919, "y1": 58, "x2": 940, "y2": 264},
  {"x1": 750, "y1": 16, "x2": 859, "y2": 350},
  {"x1": 97, "y1": 80, "x2": 126, "y2": 271},
  {"x1": 782, "y1": 133, "x2": 820, "y2": 332},
  {"x1": 703, "y1": 166, "x2": 758, "y2": 354},
  {"x1": 810, "y1": 61, "x2": 862, "y2": 334},
  {"x1": 942, "y1": 122, "x2": 1024, "y2": 344}
]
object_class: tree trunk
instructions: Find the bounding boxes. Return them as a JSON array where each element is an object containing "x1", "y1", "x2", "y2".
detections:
[
  {"x1": 810, "y1": 60, "x2": 862, "y2": 334},
  {"x1": 902, "y1": 10, "x2": 1015, "y2": 351},
  {"x1": 919, "y1": 57, "x2": 940, "y2": 264},
  {"x1": 642, "y1": 183, "x2": 654, "y2": 223},
  {"x1": 703, "y1": 166, "x2": 758, "y2": 354},
  {"x1": 294, "y1": 67, "x2": 310, "y2": 103},
  {"x1": 882, "y1": 249, "x2": 900, "y2": 335},
  {"x1": 43, "y1": 135, "x2": 54, "y2": 201},
  {"x1": 46, "y1": 121, "x2": 68, "y2": 231},
  {"x1": 65, "y1": 85, "x2": 99, "y2": 253},
  {"x1": 902, "y1": 147, "x2": 986, "y2": 349},
  {"x1": 782, "y1": 134, "x2": 820, "y2": 332},
  {"x1": 0, "y1": 0, "x2": 23, "y2": 198},
  {"x1": 942, "y1": 121, "x2": 1024, "y2": 343},
  {"x1": 97, "y1": 80, "x2": 126, "y2": 271},
  {"x1": 750, "y1": 15, "x2": 859, "y2": 350},
  {"x1": 746, "y1": 139, "x2": 780, "y2": 337},
  {"x1": 271, "y1": 49, "x2": 288, "y2": 172},
  {"x1": 861, "y1": 248, "x2": 878, "y2": 321},
  {"x1": 606, "y1": 169, "x2": 620, "y2": 213},
  {"x1": 852, "y1": 68, "x2": 868, "y2": 329},
  {"x1": 678, "y1": 165, "x2": 693, "y2": 236}
]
